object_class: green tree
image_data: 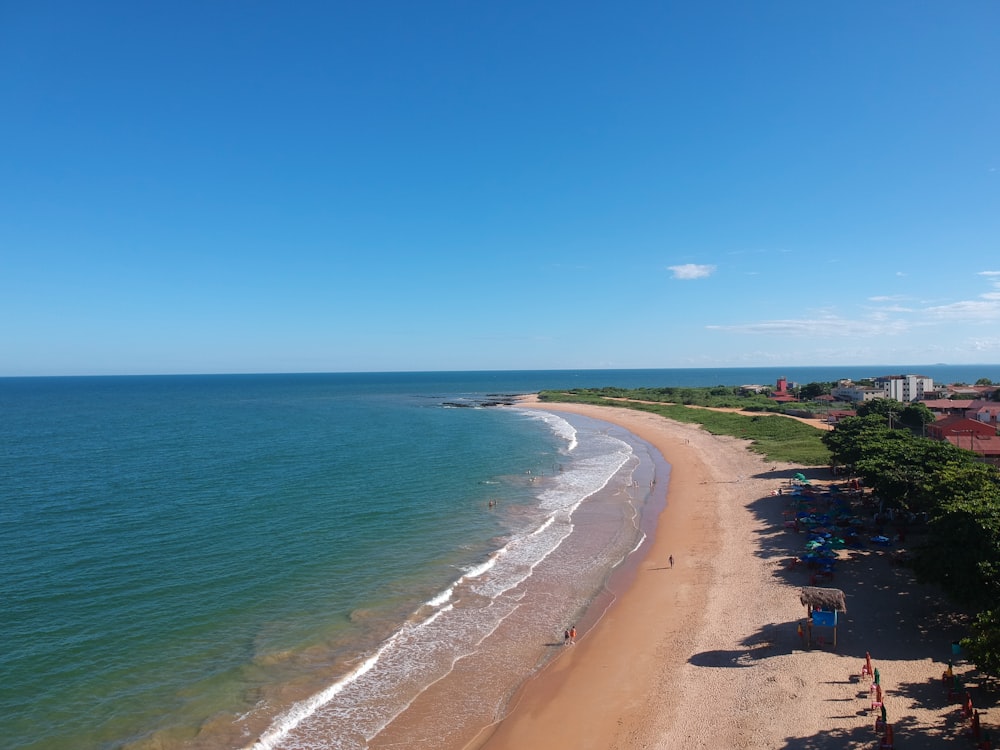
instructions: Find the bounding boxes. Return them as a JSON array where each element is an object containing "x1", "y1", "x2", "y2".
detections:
[
  {"x1": 853, "y1": 434, "x2": 963, "y2": 513},
  {"x1": 899, "y1": 402, "x2": 935, "y2": 432},
  {"x1": 915, "y1": 504, "x2": 1000, "y2": 607},
  {"x1": 962, "y1": 609, "x2": 1000, "y2": 681},
  {"x1": 821, "y1": 414, "x2": 892, "y2": 469},
  {"x1": 799, "y1": 382, "x2": 831, "y2": 400},
  {"x1": 911, "y1": 471, "x2": 1000, "y2": 607},
  {"x1": 821, "y1": 399, "x2": 1000, "y2": 679},
  {"x1": 857, "y1": 398, "x2": 905, "y2": 423},
  {"x1": 976, "y1": 378, "x2": 994, "y2": 386}
]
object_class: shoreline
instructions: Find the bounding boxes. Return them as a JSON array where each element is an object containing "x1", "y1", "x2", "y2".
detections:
[
  {"x1": 467, "y1": 395, "x2": 747, "y2": 748},
  {"x1": 469, "y1": 396, "x2": 987, "y2": 749}
]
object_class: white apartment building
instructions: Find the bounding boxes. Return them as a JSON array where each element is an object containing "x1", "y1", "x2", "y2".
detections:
[{"x1": 875, "y1": 374, "x2": 934, "y2": 402}]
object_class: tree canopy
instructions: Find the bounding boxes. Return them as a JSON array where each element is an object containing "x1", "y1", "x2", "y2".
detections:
[{"x1": 822, "y1": 411, "x2": 1000, "y2": 676}]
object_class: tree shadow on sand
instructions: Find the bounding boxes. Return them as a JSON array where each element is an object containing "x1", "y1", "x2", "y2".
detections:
[
  {"x1": 775, "y1": 713, "x2": 962, "y2": 749},
  {"x1": 720, "y1": 471, "x2": 992, "y2": 748},
  {"x1": 739, "y1": 474, "x2": 969, "y2": 663}
]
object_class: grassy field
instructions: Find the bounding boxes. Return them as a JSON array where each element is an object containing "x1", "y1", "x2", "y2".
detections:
[{"x1": 538, "y1": 390, "x2": 831, "y2": 466}]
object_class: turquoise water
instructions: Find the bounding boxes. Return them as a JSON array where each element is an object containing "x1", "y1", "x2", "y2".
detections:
[{"x1": 2, "y1": 367, "x2": 997, "y2": 750}]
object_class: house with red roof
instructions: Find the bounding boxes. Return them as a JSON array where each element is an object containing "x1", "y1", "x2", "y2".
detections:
[
  {"x1": 968, "y1": 402, "x2": 1000, "y2": 428},
  {"x1": 943, "y1": 434, "x2": 1000, "y2": 466},
  {"x1": 926, "y1": 416, "x2": 996, "y2": 442},
  {"x1": 921, "y1": 399, "x2": 974, "y2": 417}
]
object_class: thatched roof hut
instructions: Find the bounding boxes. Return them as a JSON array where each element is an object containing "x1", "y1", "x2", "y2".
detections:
[{"x1": 800, "y1": 586, "x2": 847, "y2": 613}]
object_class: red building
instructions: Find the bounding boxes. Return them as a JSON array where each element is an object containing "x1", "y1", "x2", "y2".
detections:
[{"x1": 926, "y1": 416, "x2": 996, "y2": 443}]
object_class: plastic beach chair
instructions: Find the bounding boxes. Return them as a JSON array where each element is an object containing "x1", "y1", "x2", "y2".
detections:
[
  {"x1": 871, "y1": 684, "x2": 883, "y2": 711},
  {"x1": 879, "y1": 724, "x2": 894, "y2": 749}
]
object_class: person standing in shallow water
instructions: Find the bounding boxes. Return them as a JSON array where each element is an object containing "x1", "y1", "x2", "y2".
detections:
[{"x1": 563, "y1": 629, "x2": 570, "y2": 646}]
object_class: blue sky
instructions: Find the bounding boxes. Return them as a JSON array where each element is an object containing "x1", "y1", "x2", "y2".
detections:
[{"x1": 2, "y1": 1, "x2": 998, "y2": 376}]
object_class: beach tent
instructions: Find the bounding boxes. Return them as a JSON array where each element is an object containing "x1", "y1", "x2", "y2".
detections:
[{"x1": 799, "y1": 586, "x2": 847, "y2": 648}]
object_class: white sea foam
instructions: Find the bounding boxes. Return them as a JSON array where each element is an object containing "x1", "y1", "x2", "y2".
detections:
[
  {"x1": 244, "y1": 644, "x2": 383, "y2": 750},
  {"x1": 426, "y1": 587, "x2": 453, "y2": 608},
  {"x1": 629, "y1": 531, "x2": 647, "y2": 556},
  {"x1": 531, "y1": 516, "x2": 554, "y2": 536},
  {"x1": 248, "y1": 411, "x2": 639, "y2": 750},
  {"x1": 460, "y1": 548, "x2": 505, "y2": 580},
  {"x1": 520, "y1": 409, "x2": 577, "y2": 452},
  {"x1": 246, "y1": 601, "x2": 459, "y2": 750}
]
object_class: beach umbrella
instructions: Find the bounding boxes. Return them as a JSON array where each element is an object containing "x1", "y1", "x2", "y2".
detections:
[
  {"x1": 865, "y1": 652, "x2": 873, "y2": 677},
  {"x1": 881, "y1": 704, "x2": 886, "y2": 723},
  {"x1": 874, "y1": 667, "x2": 880, "y2": 685},
  {"x1": 795, "y1": 472, "x2": 806, "y2": 481}
]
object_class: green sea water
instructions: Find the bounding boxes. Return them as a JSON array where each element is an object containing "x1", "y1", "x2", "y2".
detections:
[{"x1": 3, "y1": 367, "x2": 996, "y2": 749}]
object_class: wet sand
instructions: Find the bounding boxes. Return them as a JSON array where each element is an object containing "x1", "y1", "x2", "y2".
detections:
[{"x1": 468, "y1": 397, "x2": 993, "y2": 749}]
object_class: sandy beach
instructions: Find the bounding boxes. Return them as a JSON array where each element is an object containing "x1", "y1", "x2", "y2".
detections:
[{"x1": 471, "y1": 397, "x2": 993, "y2": 750}]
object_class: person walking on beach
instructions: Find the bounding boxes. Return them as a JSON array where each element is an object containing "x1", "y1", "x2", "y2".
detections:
[
  {"x1": 563, "y1": 628, "x2": 571, "y2": 646},
  {"x1": 669, "y1": 555, "x2": 674, "y2": 568},
  {"x1": 569, "y1": 626, "x2": 576, "y2": 644}
]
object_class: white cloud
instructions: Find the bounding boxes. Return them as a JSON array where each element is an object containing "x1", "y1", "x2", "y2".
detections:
[
  {"x1": 968, "y1": 337, "x2": 1000, "y2": 352},
  {"x1": 920, "y1": 273, "x2": 1000, "y2": 320},
  {"x1": 706, "y1": 316, "x2": 910, "y2": 337},
  {"x1": 703, "y1": 271, "x2": 1000, "y2": 352},
  {"x1": 668, "y1": 263, "x2": 716, "y2": 280},
  {"x1": 924, "y1": 299, "x2": 1000, "y2": 321}
]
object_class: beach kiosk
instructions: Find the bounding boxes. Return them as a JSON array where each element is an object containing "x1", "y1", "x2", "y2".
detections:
[{"x1": 799, "y1": 586, "x2": 847, "y2": 648}]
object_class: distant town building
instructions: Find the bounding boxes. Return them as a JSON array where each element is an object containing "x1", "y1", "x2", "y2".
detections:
[
  {"x1": 767, "y1": 376, "x2": 799, "y2": 403},
  {"x1": 969, "y1": 402, "x2": 1000, "y2": 428},
  {"x1": 831, "y1": 380, "x2": 882, "y2": 403},
  {"x1": 825, "y1": 409, "x2": 857, "y2": 424},
  {"x1": 942, "y1": 385, "x2": 984, "y2": 399},
  {"x1": 875, "y1": 374, "x2": 934, "y2": 403},
  {"x1": 945, "y1": 434, "x2": 1000, "y2": 466},
  {"x1": 926, "y1": 416, "x2": 995, "y2": 442},
  {"x1": 921, "y1": 399, "x2": 975, "y2": 417}
]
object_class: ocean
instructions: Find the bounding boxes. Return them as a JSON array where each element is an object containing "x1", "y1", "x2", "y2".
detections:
[{"x1": 2, "y1": 366, "x2": 997, "y2": 750}]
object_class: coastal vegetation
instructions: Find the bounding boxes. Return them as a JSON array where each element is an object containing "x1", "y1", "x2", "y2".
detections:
[
  {"x1": 821, "y1": 407, "x2": 1000, "y2": 681},
  {"x1": 539, "y1": 382, "x2": 858, "y2": 418},
  {"x1": 537, "y1": 388, "x2": 831, "y2": 465}
]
